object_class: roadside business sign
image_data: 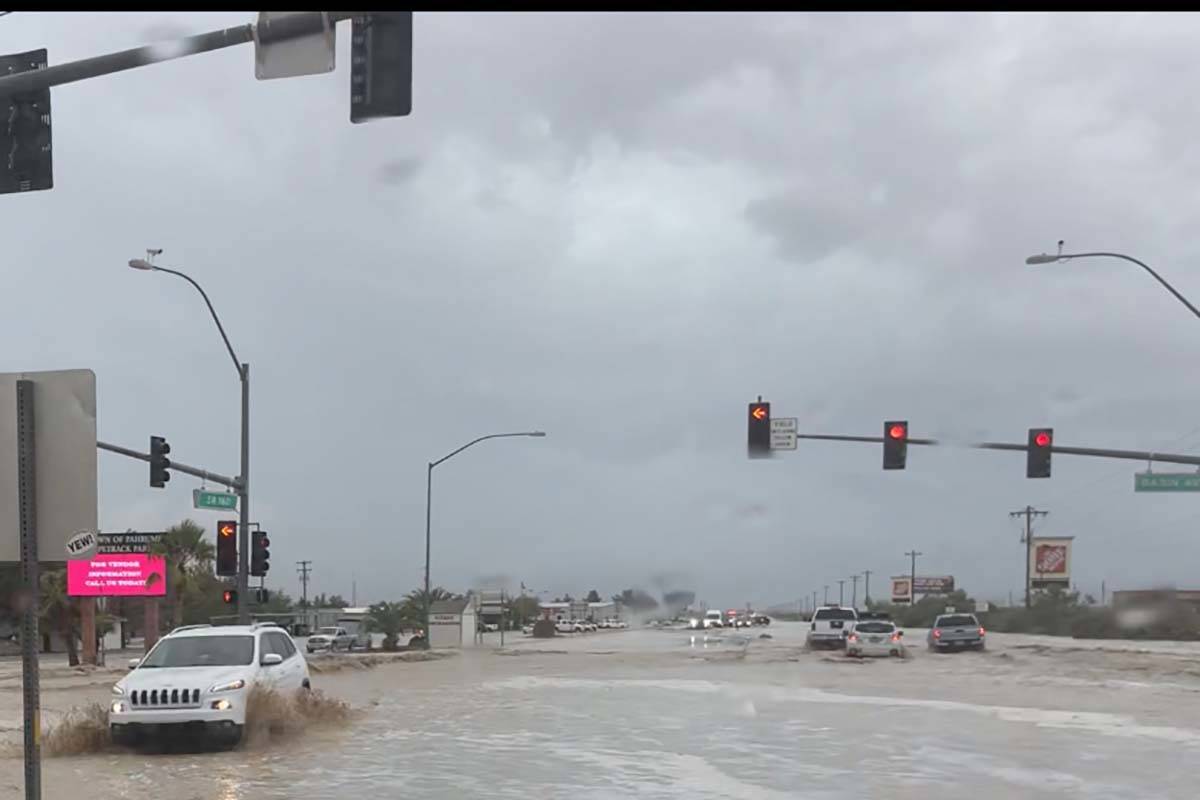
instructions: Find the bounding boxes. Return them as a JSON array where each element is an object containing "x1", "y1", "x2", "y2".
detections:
[
  {"x1": 67, "y1": 553, "x2": 166, "y2": 597},
  {"x1": 1134, "y1": 472, "x2": 1200, "y2": 492},
  {"x1": 891, "y1": 577, "x2": 912, "y2": 604},
  {"x1": 1030, "y1": 536, "x2": 1073, "y2": 588},
  {"x1": 913, "y1": 576, "x2": 955, "y2": 595},
  {"x1": 97, "y1": 531, "x2": 164, "y2": 554},
  {"x1": 65, "y1": 529, "x2": 98, "y2": 561}
]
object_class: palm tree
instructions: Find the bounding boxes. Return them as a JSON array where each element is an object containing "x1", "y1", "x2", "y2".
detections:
[
  {"x1": 366, "y1": 601, "x2": 413, "y2": 650},
  {"x1": 39, "y1": 568, "x2": 79, "y2": 666},
  {"x1": 149, "y1": 520, "x2": 216, "y2": 629}
]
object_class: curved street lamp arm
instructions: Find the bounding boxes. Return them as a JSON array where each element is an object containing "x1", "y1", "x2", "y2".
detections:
[
  {"x1": 1065, "y1": 252, "x2": 1200, "y2": 323},
  {"x1": 155, "y1": 265, "x2": 243, "y2": 376},
  {"x1": 431, "y1": 432, "x2": 540, "y2": 468}
]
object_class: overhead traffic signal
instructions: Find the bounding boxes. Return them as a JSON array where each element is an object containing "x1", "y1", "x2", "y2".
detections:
[
  {"x1": 222, "y1": 588, "x2": 237, "y2": 605},
  {"x1": 216, "y1": 520, "x2": 237, "y2": 576},
  {"x1": 883, "y1": 420, "x2": 908, "y2": 470},
  {"x1": 0, "y1": 49, "x2": 53, "y2": 195},
  {"x1": 350, "y1": 13, "x2": 413, "y2": 123},
  {"x1": 1027, "y1": 428, "x2": 1053, "y2": 478},
  {"x1": 748, "y1": 400, "x2": 771, "y2": 458},
  {"x1": 250, "y1": 530, "x2": 271, "y2": 577},
  {"x1": 149, "y1": 435, "x2": 171, "y2": 488},
  {"x1": 254, "y1": 587, "x2": 271, "y2": 604}
]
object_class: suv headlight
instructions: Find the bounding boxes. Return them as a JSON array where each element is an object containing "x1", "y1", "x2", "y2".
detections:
[
  {"x1": 111, "y1": 684, "x2": 124, "y2": 696},
  {"x1": 208, "y1": 678, "x2": 246, "y2": 693}
]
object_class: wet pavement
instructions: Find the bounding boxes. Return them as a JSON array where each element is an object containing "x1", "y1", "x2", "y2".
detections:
[{"x1": 2, "y1": 622, "x2": 1198, "y2": 798}]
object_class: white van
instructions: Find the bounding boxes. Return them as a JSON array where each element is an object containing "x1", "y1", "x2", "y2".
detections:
[{"x1": 703, "y1": 609, "x2": 724, "y2": 629}]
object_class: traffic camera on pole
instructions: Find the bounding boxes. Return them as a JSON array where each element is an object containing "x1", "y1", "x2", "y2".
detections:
[
  {"x1": 883, "y1": 420, "x2": 908, "y2": 470},
  {"x1": 250, "y1": 530, "x2": 271, "y2": 577},
  {"x1": 748, "y1": 399, "x2": 771, "y2": 458},
  {"x1": 149, "y1": 435, "x2": 171, "y2": 488},
  {"x1": 216, "y1": 521, "x2": 238, "y2": 576},
  {"x1": 1027, "y1": 428, "x2": 1053, "y2": 478}
]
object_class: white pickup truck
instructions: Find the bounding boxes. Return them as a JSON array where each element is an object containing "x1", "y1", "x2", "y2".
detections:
[{"x1": 337, "y1": 617, "x2": 371, "y2": 651}]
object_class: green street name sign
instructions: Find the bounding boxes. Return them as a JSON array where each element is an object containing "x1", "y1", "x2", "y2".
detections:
[
  {"x1": 193, "y1": 489, "x2": 238, "y2": 510},
  {"x1": 1134, "y1": 472, "x2": 1200, "y2": 492}
]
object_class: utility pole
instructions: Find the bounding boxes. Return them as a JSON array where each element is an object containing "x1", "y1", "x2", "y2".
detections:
[
  {"x1": 837, "y1": 579, "x2": 845, "y2": 605},
  {"x1": 823, "y1": 584, "x2": 829, "y2": 604},
  {"x1": 296, "y1": 560, "x2": 312, "y2": 628},
  {"x1": 904, "y1": 550, "x2": 922, "y2": 604},
  {"x1": 1009, "y1": 505, "x2": 1049, "y2": 608},
  {"x1": 849, "y1": 574, "x2": 860, "y2": 609},
  {"x1": 863, "y1": 569, "x2": 872, "y2": 607},
  {"x1": 811, "y1": 590, "x2": 817, "y2": 615}
]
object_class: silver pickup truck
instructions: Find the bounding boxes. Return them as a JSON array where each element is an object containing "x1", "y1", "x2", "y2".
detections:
[{"x1": 927, "y1": 613, "x2": 985, "y2": 652}]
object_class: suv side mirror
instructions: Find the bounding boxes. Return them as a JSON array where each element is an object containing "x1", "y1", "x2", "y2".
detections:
[
  {"x1": 128, "y1": 658, "x2": 141, "y2": 670},
  {"x1": 261, "y1": 653, "x2": 283, "y2": 666}
]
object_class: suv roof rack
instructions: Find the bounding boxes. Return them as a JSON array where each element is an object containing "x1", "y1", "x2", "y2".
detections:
[
  {"x1": 251, "y1": 621, "x2": 281, "y2": 629},
  {"x1": 168, "y1": 624, "x2": 212, "y2": 635}
]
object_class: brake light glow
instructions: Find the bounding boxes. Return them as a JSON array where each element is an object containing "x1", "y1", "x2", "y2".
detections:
[
  {"x1": 932, "y1": 629, "x2": 942, "y2": 638},
  {"x1": 891, "y1": 633, "x2": 901, "y2": 642},
  {"x1": 979, "y1": 627, "x2": 986, "y2": 636},
  {"x1": 847, "y1": 634, "x2": 858, "y2": 642}
]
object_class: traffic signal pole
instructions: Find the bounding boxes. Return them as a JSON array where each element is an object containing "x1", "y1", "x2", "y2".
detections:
[
  {"x1": 97, "y1": 440, "x2": 238, "y2": 488},
  {"x1": 0, "y1": 12, "x2": 360, "y2": 97},
  {"x1": 239, "y1": 363, "x2": 250, "y2": 624}
]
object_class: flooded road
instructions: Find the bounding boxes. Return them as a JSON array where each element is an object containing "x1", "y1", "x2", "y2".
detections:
[{"x1": 2, "y1": 622, "x2": 1198, "y2": 798}]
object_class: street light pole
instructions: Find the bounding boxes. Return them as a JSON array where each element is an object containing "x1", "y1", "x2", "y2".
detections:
[
  {"x1": 1026, "y1": 250, "x2": 1200, "y2": 321},
  {"x1": 129, "y1": 253, "x2": 252, "y2": 623},
  {"x1": 423, "y1": 431, "x2": 546, "y2": 647}
]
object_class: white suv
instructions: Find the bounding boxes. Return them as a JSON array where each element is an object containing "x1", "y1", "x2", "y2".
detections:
[{"x1": 109, "y1": 622, "x2": 310, "y2": 747}]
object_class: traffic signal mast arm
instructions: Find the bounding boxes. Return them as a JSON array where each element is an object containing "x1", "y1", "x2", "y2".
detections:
[
  {"x1": 97, "y1": 440, "x2": 240, "y2": 489},
  {"x1": 0, "y1": 12, "x2": 363, "y2": 97},
  {"x1": 797, "y1": 432, "x2": 1200, "y2": 467}
]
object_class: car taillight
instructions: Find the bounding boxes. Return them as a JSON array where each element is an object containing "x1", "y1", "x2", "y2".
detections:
[
  {"x1": 932, "y1": 629, "x2": 942, "y2": 638},
  {"x1": 847, "y1": 634, "x2": 858, "y2": 642},
  {"x1": 891, "y1": 633, "x2": 900, "y2": 642},
  {"x1": 979, "y1": 627, "x2": 986, "y2": 636}
]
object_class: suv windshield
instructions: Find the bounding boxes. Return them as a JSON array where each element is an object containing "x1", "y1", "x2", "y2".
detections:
[
  {"x1": 854, "y1": 622, "x2": 895, "y2": 633},
  {"x1": 139, "y1": 635, "x2": 255, "y2": 668},
  {"x1": 814, "y1": 609, "x2": 857, "y2": 621},
  {"x1": 317, "y1": 628, "x2": 340, "y2": 635},
  {"x1": 937, "y1": 615, "x2": 978, "y2": 627}
]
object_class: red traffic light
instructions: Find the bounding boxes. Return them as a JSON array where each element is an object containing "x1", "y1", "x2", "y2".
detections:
[
  {"x1": 222, "y1": 589, "x2": 236, "y2": 604},
  {"x1": 888, "y1": 423, "x2": 907, "y2": 440},
  {"x1": 1034, "y1": 431, "x2": 1051, "y2": 448}
]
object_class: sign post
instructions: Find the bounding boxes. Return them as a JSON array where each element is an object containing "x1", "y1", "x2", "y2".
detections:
[{"x1": 16, "y1": 380, "x2": 41, "y2": 800}]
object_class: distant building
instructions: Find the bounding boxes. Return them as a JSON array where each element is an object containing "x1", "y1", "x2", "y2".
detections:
[
  {"x1": 1112, "y1": 589, "x2": 1200, "y2": 612},
  {"x1": 540, "y1": 601, "x2": 570, "y2": 621},
  {"x1": 587, "y1": 601, "x2": 616, "y2": 621}
]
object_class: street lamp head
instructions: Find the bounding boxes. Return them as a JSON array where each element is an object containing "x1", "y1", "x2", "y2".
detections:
[
  {"x1": 128, "y1": 258, "x2": 156, "y2": 271},
  {"x1": 1025, "y1": 254, "x2": 1063, "y2": 265},
  {"x1": 528, "y1": 431, "x2": 547, "y2": 437}
]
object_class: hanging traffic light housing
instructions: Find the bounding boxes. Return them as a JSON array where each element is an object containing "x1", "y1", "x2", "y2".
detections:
[
  {"x1": 216, "y1": 520, "x2": 238, "y2": 576},
  {"x1": 883, "y1": 420, "x2": 908, "y2": 470},
  {"x1": 250, "y1": 530, "x2": 271, "y2": 577},
  {"x1": 350, "y1": 13, "x2": 413, "y2": 123},
  {"x1": 748, "y1": 400, "x2": 771, "y2": 458},
  {"x1": 1027, "y1": 427, "x2": 1053, "y2": 478},
  {"x1": 0, "y1": 49, "x2": 53, "y2": 195},
  {"x1": 149, "y1": 435, "x2": 171, "y2": 488}
]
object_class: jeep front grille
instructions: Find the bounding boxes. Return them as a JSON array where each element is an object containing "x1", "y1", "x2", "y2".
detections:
[{"x1": 130, "y1": 688, "x2": 202, "y2": 708}]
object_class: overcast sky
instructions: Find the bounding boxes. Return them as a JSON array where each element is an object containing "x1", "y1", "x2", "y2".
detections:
[{"x1": 6, "y1": 12, "x2": 1200, "y2": 609}]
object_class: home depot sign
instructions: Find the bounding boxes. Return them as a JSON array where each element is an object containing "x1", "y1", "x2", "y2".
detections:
[{"x1": 1030, "y1": 536, "x2": 1073, "y2": 588}]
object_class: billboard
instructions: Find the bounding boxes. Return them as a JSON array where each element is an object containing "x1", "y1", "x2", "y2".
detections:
[
  {"x1": 67, "y1": 553, "x2": 166, "y2": 597},
  {"x1": 914, "y1": 576, "x2": 955, "y2": 595},
  {"x1": 1030, "y1": 536, "x2": 1073, "y2": 588},
  {"x1": 891, "y1": 577, "x2": 912, "y2": 604}
]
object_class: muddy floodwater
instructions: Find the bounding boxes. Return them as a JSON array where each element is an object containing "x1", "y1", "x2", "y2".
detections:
[{"x1": 2, "y1": 622, "x2": 1198, "y2": 798}]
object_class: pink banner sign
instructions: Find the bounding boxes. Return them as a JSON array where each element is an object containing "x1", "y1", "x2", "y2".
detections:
[{"x1": 67, "y1": 553, "x2": 166, "y2": 597}]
